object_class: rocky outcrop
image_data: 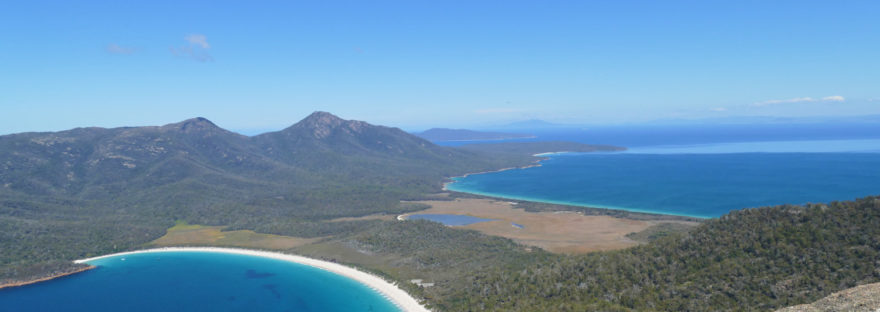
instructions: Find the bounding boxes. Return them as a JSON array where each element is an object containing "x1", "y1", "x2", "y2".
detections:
[{"x1": 777, "y1": 282, "x2": 880, "y2": 312}]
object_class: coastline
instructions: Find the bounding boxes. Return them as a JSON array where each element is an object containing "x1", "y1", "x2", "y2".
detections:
[
  {"x1": 442, "y1": 157, "x2": 547, "y2": 191},
  {"x1": 74, "y1": 247, "x2": 429, "y2": 312},
  {"x1": 0, "y1": 265, "x2": 96, "y2": 290},
  {"x1": 443, "y1": 152, "x2": 711, "y2": 219},
  {"x1": 445, "y1": 185, "x2": 711, "y2": 219}
]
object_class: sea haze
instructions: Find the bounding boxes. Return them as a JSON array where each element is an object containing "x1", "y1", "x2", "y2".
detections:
[
  {"x1": 446, "y1": 126, "x2": 880, "y2": 218},
  {"x1": 0, "y1": 252, "x2": 399, "y2": 312}
]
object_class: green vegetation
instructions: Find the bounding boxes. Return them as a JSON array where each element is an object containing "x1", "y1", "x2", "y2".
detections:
[
  {"x1": 625, "y1": 222, "x2": 696, "y2": 243},
  {"x1": 0, "y1": 112, "x2": 533, "y2": 284},
  {"x1": 441, "y1": 197, "x2": 880, "y2": 311},
  {"x1": 3, "y1": 112, "x2": 879, "y2": 312}
]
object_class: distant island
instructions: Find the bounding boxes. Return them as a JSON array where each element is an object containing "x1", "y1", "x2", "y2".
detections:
[
  {"x1": 458, "y1": 140, "x2": 626, "y2": 155},
  {"x1": 415, "y1": 128, "x2": 535, "y2": 142}
]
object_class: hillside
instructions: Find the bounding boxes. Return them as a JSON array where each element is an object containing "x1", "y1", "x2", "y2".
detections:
[
  {"x1": 0, "y1": 112, "x2": 536, "y2": 284},
  {"x1": 4, "y1": 113, "x2": 879, "y2": 312},
  {"x1": 443, "y1": 197, "x2": 880, "y2": 311},
  {"x1": 415, "y1": 128, "x2": 534, "y2": 142}
]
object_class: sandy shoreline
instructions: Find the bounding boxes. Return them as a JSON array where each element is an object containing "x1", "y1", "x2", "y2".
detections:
[
  {"x1": 74, "y1": 247, "x2": 429, "y2": 312},
  {"x1": 0, "y1": 265, "x2": 96, "y2": 290},
  {"x1": 442, "y1": 157, "x2": 547, "y2": 191}
]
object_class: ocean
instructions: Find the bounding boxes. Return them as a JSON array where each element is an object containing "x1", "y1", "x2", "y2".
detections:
[
  {"x1": 443, "y1": 124, "x2": 880, "y2": 218},
  {"x1": 0, "y1": 251, "x2": 399, "y2": 312}
]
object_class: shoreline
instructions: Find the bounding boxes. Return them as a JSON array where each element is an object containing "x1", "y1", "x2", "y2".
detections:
[
  {"x1": 443, "y1": 152, "x2": 709, "y2": 220},
  {"x1": 442, "y1": 157, "x2": 547, "y2": 191},
  {"x1": 74, "y1": 247, "x2": 429, "y2": 312},
  {"x1": 445, "y1": 186, "x2": 711, "y2": 219},
  {"x1": 0, "y1": 265, "x2": 96, "y2": 290}
]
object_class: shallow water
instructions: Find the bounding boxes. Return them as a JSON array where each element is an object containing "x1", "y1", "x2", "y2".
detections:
[
  {"x1": 407, "y1": 214, "x2": 494, "y2": 226},
  {"x1": 0, "y1": 251, "x2": 399, "y2": 312},
  {"x1": 447, "y1": 150, "x2": 880, "y2": 218}
]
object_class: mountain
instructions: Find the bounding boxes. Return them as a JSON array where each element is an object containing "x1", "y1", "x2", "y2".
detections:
[
  {"x1": 415, "y1": 128, "x2": 535, "y2": 142},
  {"x1": 0, "y1": 112, "x2": 536, "y2": 285},
  {"x1": 3, "y1": 112, "x2": 880, "y2": 312},
  {"x1": 256, "y1": 111, "x2": 451, "y2": 159}
]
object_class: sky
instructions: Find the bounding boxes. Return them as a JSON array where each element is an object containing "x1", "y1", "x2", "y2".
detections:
[{"x1": 1, "y1": 0, "x2": 879, "y2": 134}]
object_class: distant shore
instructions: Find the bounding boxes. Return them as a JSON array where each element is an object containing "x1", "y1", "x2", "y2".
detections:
[
  {"x1": 433, "y1": 135, "x2": 537, "y2": 142},
  {"x1": 443, "y1": 152, "x2": 708, "y2": 220},
  {"x1": 75, "y1": 247, "x2": 429, "y2": 312},
  {"x1": 0, "y1": 265, "x2": 96, "y2": 290},
  {"x1": 442, "y1": 154, "x2": 549, "y2": 191}
]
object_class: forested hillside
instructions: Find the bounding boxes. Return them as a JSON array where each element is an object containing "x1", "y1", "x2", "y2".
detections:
[
  {"x1": 441, "y1": 197, "x2": 880, "y2": 311},
  {"x1": 0, "y1": 112, "x2": 545, "y2": 283}
]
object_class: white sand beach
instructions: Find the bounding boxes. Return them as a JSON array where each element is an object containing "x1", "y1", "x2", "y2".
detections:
[{"x1": 74, "y1": 247, "x2": 429, "y2": 312}]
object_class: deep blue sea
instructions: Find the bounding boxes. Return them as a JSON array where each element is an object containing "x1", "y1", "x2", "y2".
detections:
[
  {"x1": 444, "y1": 124, "x2": 880, "y2": 218},
  {"x1": 0, "y1": 251, "x2": 399, "y2": 312}
]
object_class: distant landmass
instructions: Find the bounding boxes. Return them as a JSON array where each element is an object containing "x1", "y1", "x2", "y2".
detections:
[
  {"x1": 415, "y1": 128, "x2": 535, "y2": 141},
  {"x1": 491, "y1": 119, "x2": 579, "y2": 130},
  {"x1": 458, "y1": 141, "x2": 625, "y2": 155}
]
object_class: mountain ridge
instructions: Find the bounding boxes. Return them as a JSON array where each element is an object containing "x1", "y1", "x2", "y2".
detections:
[{"x1": 1, "y1": 111, "x2": 549, "y2": 290}]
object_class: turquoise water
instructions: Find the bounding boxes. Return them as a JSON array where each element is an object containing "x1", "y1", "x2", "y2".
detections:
[
  {"x1": 407, "y1": 214, "x2": 494, "y2": 226},
  {"x1": 0, "y1": 251, "x2": 400, "y2": 312},
  {"x1": 447, "y1": 141, "x2": 880, "y2": 218}
]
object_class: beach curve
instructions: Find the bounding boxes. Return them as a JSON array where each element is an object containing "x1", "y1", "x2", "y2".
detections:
[{"x1": 74, "y1": 247, "x2": 429, "y2": 312}]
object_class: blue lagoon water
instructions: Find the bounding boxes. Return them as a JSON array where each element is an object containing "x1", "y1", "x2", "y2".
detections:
[
  {"x1": 447, "y1": 139, "x2": 880, "y2": 218},
  {"x1": 407, "y1": 214, "x2": 494, "y2": 226},
  {"x1": 0, "y1": 251, "x2": 400, "y2": 312}
]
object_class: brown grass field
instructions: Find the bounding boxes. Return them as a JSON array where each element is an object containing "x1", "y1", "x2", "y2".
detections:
[
  {"x1": 405, "y1": 198, "x2": 698, "y2": 253},
  {"x1": 150, "y1": 221, "x2": 319, "y2": 250}
]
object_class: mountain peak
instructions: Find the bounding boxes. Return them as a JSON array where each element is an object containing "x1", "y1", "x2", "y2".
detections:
[
  {"x1": 288, "y1": 111, "x2": 368, "y2": 139},
  {"x1": 299, "y1": 111, "x2": 345, "y2": 127},
  {"x1": 160, "y1": 117, "x2": 222, "y2": 133}
]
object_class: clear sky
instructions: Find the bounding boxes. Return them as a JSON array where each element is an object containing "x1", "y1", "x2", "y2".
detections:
[{"x1": 1, "y1": 0, "x2": 878, "y2": 134}]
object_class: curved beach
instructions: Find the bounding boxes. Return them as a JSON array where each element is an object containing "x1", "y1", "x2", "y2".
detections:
[{"x1": 75, "y1": 247, "x2": 429, "y2": 312}]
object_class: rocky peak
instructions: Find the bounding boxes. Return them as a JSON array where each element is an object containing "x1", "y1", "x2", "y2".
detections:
[
  {"x1": 288, "y1": 111, "x2": 368, "y2": 139},
  {"x1": 160, "y1": 117, "x2": 221, "y2": 134}
]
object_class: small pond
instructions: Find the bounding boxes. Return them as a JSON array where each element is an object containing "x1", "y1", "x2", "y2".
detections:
[{"x1": 406, "y1": 214, "x2": 494, "y2": 226}]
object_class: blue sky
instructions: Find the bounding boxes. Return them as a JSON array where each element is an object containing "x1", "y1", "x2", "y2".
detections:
[{"x1": 1, "y1": 0, "x2": 878, "y2": 134}]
